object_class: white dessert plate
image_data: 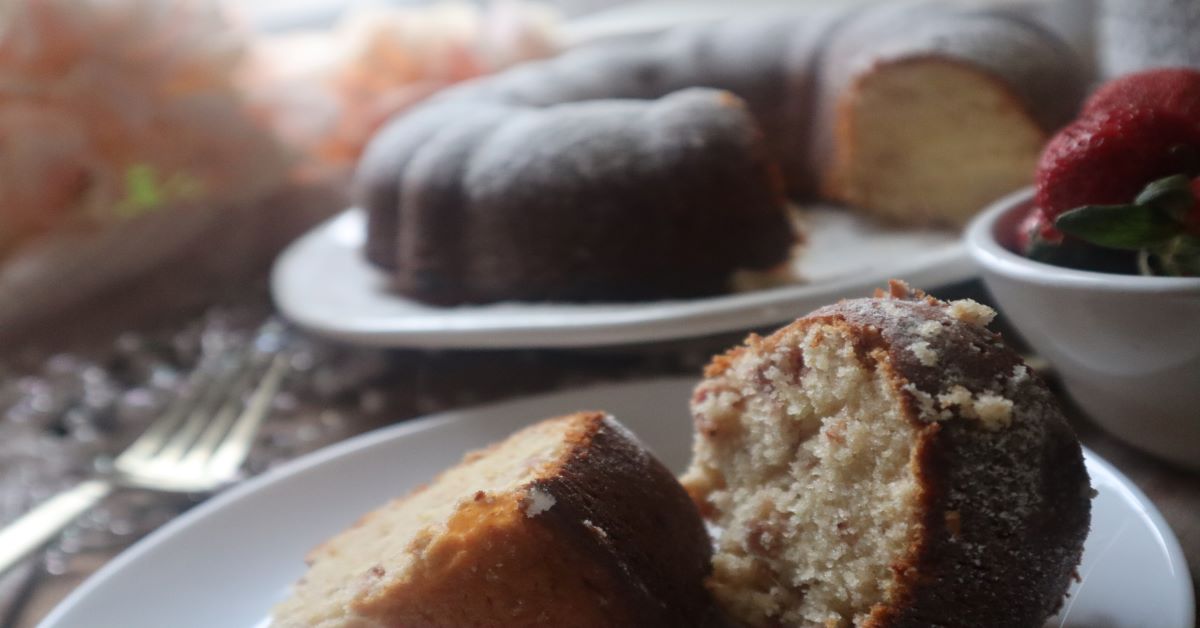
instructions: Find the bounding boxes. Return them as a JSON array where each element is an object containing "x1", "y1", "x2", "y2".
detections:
[
  {"x1": 41, "y1": 378, "x2": 1194, "y2": 628},
  {"x1": 271, "y1": 207, "x2": 973, "y2": 348}
]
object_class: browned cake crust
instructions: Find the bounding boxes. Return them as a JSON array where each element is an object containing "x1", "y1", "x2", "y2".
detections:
[
  {"x1": 274, "y1": 412, "x2": 717, "y2": 627},
  {"x1": 688, "y1": 282, "x2": 1091, "y2": 627},
  {"x1": 529, "y1": 413, "x2": 720, "y2": 627},
  {"x1": 829, "y1": 283, "x2": 1088, "y2": 626}
]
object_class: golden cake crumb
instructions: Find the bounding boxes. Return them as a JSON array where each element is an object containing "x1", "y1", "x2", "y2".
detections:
[
  {"x1": 947, "y1": 299, "x2": 997, "y2": 327},
  {"x1": 937, "y1": 385, "x2": 1014, "y2": 430},
  {"x1": 917, "y1": 320, "x2": 943, "y2": 338},
  {"x1": 909, "y1": 341, "x2": 939, "y2": 366}
]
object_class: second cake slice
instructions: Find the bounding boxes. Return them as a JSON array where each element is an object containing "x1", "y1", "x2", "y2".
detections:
[{"x1": 273, "y1": 412, "x2": 715, "y2": 627}]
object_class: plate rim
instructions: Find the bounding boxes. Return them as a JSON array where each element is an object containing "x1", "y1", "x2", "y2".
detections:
[
  {"x1": 40, "y1": 377, "x2": 1195, "y2": 628},
  {"x1": 270, "y1": 208, "x2": 976, "y2": 349}
]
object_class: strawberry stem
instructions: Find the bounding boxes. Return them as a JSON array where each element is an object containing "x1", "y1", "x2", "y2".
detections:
[
  {"x1": 1137, "y1": 250, "x2": 1155, "y2": 276},
  {"x1": 1053, "y1": 174, "x2": 1200, "y2": 276}
]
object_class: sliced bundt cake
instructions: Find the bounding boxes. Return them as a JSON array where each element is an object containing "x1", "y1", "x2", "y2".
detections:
[
  {"x1": 359, "y1": 2, "x2": 1086, "y2": 304},
  {"x1": 682, "y1": 281, "x2": 1091, "y2": 627},
  {"x1": 273, "y1": 412, "x2": 716, "y2": 628}
]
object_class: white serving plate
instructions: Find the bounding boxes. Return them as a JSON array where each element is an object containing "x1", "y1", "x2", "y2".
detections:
[
  {"x1": 271, "y1": 207, "x2": 972, "y2": 348},
  {"x1": 40, "y1": 378, "x2": 1194, "y2": 628}
]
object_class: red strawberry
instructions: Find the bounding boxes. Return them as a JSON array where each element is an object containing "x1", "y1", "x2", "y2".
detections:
[
  {"x1": 1083, "y1": 68, "x2": 1200, "y2": 126},
  {"x1": 1034, "y1": 106, "x2": 1200, "y2": 220}
]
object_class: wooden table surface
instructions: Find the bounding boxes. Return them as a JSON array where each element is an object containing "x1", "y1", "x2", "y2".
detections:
[{"x1": 3, "y1": 282, "x2": 1197, "y2": 627}]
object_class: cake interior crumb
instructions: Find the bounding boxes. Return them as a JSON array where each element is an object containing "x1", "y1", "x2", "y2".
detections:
[
  {"x1": 684, "y1": 324, "x2": 923, "y2": 627},
  {"x1": 273, "y1": 420, "x2": 573, "y2": 628}
]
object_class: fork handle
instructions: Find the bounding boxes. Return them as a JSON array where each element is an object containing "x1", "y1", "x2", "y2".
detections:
[{"x1": 0, "y1": 479, "x2": 114, "y2": 578}]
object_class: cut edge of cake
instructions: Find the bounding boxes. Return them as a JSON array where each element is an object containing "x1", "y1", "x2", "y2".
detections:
[{"x1": 822, "y1": 56, "x2": 1048, "y2": 227}]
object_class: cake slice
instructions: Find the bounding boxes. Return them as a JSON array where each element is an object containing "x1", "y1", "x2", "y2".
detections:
[
  {"x1": 821, "y1": 55, "x2": 1050, "y2": 227},
  {"x1": 817, "y1": 7, "x2": 1084, "y2": 227},
  {"x1": 682, "y1": 281, "x2": 1091, "y2": 627},
  {"x1": 273, "y1": 412, "x2": 715, "y2": 628}
]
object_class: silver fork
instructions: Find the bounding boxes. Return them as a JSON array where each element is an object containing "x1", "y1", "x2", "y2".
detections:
[{"x1": 0, "y1": 336, "x2": 289, "y2": 577}]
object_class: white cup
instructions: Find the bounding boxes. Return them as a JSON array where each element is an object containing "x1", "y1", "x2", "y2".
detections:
[{"x1": 966, "y1": 187, "x2": 1200, "y2": 471}]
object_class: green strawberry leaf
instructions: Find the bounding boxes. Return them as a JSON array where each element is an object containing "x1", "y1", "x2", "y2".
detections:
[
  {"x1": 1134, "y1": 174, "x2": 1195, "y2": 221},
  {"x1": 1055, "y1": 203, "x2": 1182, "y2": 250},
  {"x1": 1155, "y1": 235, "x2": 1200, "y2": 277}
]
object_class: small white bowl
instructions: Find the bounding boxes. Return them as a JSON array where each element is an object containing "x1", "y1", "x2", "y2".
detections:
[{"x1": 966, "y1": 187, "x2": 1200, "y2": 471}]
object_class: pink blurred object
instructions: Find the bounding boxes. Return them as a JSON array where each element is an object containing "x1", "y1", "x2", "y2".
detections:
[
  {"x1": 0, "y1": 0, "x2": 558, "y2": 343},
  {"x1": 0, "y1": 0, "x2": 297, "y2": 339},
  {"x1": 0, "y1": 0, "x2": 290, "y2": 253},
  {"x1": 245, "y1": 0, "x2": 561, "y2": 169}
]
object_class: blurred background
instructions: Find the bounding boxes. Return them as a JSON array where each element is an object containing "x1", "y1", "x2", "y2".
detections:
[{"x1": 0, "y1": 0, "x2": 1197, "y2": 626}]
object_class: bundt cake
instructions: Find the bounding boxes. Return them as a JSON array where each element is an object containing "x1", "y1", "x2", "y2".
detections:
[
  {"x1": 681, "y1": 281, "x2": 1091, "y2": 627},
  {"x1": 272, "y1": 412, "x2": 717, "y2": 628},
  {"x1": 358, "y1": 88, "x2": 792, "y2": 304},
  {"x1": 358, "y1": 2, "x2": 1086, "y2": 305}
]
